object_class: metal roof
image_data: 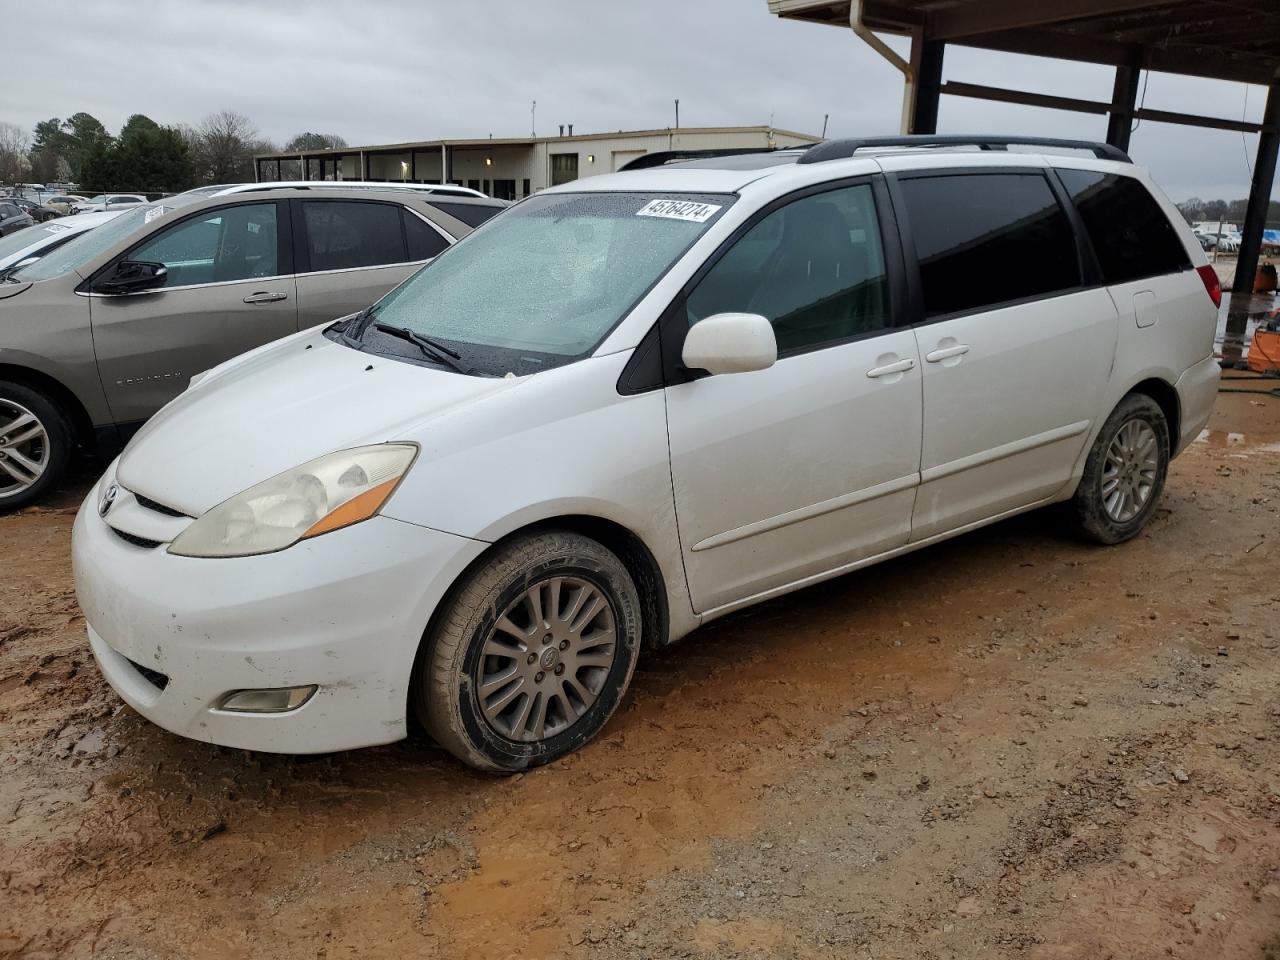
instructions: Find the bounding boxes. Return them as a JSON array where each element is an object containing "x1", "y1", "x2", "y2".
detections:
[
  {"x1": 256, "y1": 125, "x2": 822, "y2": 162},
  {"x1": 767, "y1": 0, "x2": 1280, "y2": 86}
]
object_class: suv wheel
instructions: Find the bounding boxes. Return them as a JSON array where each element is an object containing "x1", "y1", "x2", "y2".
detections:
[
  {"x1": 417, "y1": 530, "x2": 642, "y2": 772},
  {"x1": 1071, "y1": 393, "x2": 1169, "y2": 545},
  {"x1": 0, "y1": 381, "x2": 73, "y2": 512}
]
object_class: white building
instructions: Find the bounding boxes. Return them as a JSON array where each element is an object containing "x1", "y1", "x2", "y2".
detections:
[{"x1": 254, "y1": 126, "x2": 820, "y2": 200}]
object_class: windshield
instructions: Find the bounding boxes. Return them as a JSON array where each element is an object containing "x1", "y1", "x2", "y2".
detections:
[
  {"x1": 13, "y1": 205, "x2": 154, "y2": 281},
  {"x1": 0, "y1": 222, "x2": 63, "y2": 262},
  {"x1": 86, "y1": 195, "x2": 108, "y2": 204},
  {"x1": 360, "y1": 191, "x2": 731, "y2": 375}
]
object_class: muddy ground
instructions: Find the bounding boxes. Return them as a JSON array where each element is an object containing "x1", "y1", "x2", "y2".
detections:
[{"x1": 3, "y1": 389, "x2": 1280, "y2": 960}]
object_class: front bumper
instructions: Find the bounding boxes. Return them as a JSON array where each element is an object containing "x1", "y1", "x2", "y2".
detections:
[{"x1": 72, "y1": 474, "x2": 487, "y2": 754}]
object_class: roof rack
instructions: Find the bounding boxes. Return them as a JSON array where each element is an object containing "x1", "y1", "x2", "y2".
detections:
[
  {"x1": 213, "y1": 181, "x2": 493, "y2": 200},
  {"x1": 797, "y1": 136, "x2": 1131, "y2": 165},
  {"x1": 618, "y1": 148, "x2": 785, "y2": 171}
]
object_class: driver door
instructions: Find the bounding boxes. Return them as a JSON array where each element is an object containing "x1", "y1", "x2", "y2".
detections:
[
  {"x1": 664, "y1": 179, "x2": 923, "y2": 613},
  {"x1": 89, "y1": 201, "x2": 297, "y2": 424}
]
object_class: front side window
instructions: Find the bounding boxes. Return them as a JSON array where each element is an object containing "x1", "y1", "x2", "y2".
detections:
[
  {"x1": 360, "y1": 191, "x2": 730, "y2": 375},
  {"x1": 899, "y1": 173, "x2": 1080, "y2": 318},
  {"x1": 128, "y1": 202, "x2": 278, "y2": 287},
  {"x1": 1058, "y1": 170, "x2": 1190, "y2": 285},
  {"x1": 302, "y1": 200, "x2": 404, "y2": 272},
  {"x1": 686, "y1": 182, "x2": 890, "y2": 355}
]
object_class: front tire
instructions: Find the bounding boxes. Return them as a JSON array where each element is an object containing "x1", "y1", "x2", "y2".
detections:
[
  {"x1": 417, "y1": 530, "x2": 642, "y2": 772},
  {"x1": 1071, "y1": 393, "x2": 1169, "y2": 545},
  {"x1": 0, "y1": 381, "x2": 73, "y2": 512}
]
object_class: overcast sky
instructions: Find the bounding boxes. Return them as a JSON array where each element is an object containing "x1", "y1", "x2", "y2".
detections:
[{"x1": 4, "y1": 0, "x2": 1272, "y2": 203}]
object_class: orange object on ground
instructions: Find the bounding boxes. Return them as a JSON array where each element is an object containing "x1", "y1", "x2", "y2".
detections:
[{"x1": 1248, "y1": 325, "x2": 1280, "y2": 374}]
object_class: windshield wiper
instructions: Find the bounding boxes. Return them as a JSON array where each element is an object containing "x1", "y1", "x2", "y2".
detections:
[{"x1": 370, "y1": 321, "x2": 472, "y2": 375}]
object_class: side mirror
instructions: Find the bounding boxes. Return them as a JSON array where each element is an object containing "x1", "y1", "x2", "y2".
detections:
[
  {"x1": 96, "y1": 260, "x2": 168, "y2": 295},
  {"x1": 681, "y1": 312, "x2": 777, "y2": 376}
]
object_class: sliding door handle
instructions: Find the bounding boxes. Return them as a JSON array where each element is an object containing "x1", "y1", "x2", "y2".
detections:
[{"x1": 925, "y1": 343, "x2": 970, "y2": 363}]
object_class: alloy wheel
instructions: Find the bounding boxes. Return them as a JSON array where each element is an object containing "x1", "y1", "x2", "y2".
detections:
[
  {"x1": 0, "y1": 399, "x2": 50, "y2": 499},
  {"x1": 1101, "y1": 418, "x2": 1159, "y2": 523},
  {"x1": 475, "y1": 575, "x2": 618, "y2": 743}
]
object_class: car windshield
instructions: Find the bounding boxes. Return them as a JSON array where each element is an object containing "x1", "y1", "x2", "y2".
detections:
[
  {"x1": 11, "y1": 199, "x2": 193, "y2": 282},
  {"x1": 86, "y1": 195, "x2": 108, "y2": 203},
  {"x1": 0, "y1": 223, "x2": 62, "y2": 262},
  {"x1": 360, "y1": 191, "x2": 731, "y2": 375}
]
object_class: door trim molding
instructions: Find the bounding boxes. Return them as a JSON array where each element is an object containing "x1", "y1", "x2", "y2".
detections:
[
  {"x1": 698, "y1": 492, "x2": 1061, "y2": 622},
  {"x1": 690, "y1": 472, "x2": 918, "y2": 553},
  {"x1": 920, "y1": 419, "x2": 1091, "y2": 485}
]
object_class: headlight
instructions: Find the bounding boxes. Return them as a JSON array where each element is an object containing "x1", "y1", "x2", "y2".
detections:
[{"x1": 168, "y1": 444, "x2": 417, "y2": 558}]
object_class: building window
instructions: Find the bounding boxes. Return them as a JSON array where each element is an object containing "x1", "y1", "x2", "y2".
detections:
[
  {"x1": 522, "y1": 178, "x2": 531, "y2": 198},
  {"x1": 551, "y1": 153, "x2": 579, "y2": 186},
  {"x1": 493, "y1": 179, "x2": 516, "y2": 201},
  {"x1": 468, "y1": 179, "x2": 481, "y2": 192}
]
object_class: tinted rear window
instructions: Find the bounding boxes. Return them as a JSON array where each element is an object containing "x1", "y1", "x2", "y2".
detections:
[
  {"x1": 429, "y1": 200, "x2": 504, "y2": 228},
  {"x1": 405, "y1": 213, "x2": 447, "y2": 260},
  {"x1": 1057, "y1": 170, "x2": 1190, "y2": 285},
  {"x1": 302, "y1": 200, "x2": 405, "y2": 272},
  {"x1": 899, "y1": 173, "x2": 1080, "y2": 318}
]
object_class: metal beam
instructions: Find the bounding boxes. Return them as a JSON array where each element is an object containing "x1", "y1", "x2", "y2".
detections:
[
  {"x1": 926, "y1": 0, "x2": 1162, "y2": 41},
  {"x1": 910, "y1": 35, "x2": 945, "y2": 134},
  {"x1": 1106, "y1": 49, "x2": 1143, "y2": 153},
  {"x1": 1235, "y1": 79, "x2": 1280, "y2": 296},
  {"x1": 939, "y1": 80, "x2": 1275, "y2": 134}
]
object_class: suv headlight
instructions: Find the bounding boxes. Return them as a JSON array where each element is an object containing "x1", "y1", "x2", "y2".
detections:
[{"x1": 168, "y1": 444, "x2": 417, "y2": 558}]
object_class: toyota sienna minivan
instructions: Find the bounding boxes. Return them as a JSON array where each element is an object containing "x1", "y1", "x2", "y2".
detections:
[{"x1": 73, "y1": 136, "x2": 1221, "y2": 772}]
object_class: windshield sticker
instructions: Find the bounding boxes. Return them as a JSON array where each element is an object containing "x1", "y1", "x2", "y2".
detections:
[
  {"x1": 143, "y1": 205, "x2": 169, "y2": 224},
  {"x1": 636, "y1": 199, "x2": 722, "y2": 223},
  {"x1": 44, "y1": 222, "x2": 72, "y2": 233}
]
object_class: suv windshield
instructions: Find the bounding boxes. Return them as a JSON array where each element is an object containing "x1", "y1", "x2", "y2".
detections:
[
  {"x1": 359, "y1": 191, "x2": 731, "y2": 375},
  {"x1": 12, "y1": 198, "x2": 194, "y2": 283}
]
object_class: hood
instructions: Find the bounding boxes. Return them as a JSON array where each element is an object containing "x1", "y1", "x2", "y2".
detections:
[{"x1": 116, "y1": 330, "x2": 523, "y2": 516}]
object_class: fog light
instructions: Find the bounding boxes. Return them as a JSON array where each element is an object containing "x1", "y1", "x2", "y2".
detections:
[{"x1": 218, "y1": 685, "x2": 317, "y2": 713}]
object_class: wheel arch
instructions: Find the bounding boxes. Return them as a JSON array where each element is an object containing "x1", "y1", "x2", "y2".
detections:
[
  {"x1": 406, "y1": 513, "x2": 673, "y2": 728},
  {"x1": 1126, "y1": 376, "x2": 1180, "y2": 447},
  {"x1": 0, "y1": 362, "x2": 95, "y2": 447}
]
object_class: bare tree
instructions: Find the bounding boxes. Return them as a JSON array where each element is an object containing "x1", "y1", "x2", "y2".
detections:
[
  {"x1": 0, "y1": 122, "x2": 31, "y2": 184},
  {"x1": 191, "y1": 111, "x2": 273, "y2": 185}
]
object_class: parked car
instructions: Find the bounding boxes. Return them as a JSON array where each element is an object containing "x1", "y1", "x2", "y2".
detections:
[
  {"x1": 9, "y1": 197, "x2": 60, "y2": 222},
  {"x1": 44, "y1": 195, "x2": 89, "y2": 215},
  {"x1": 71, "y1": 194, "x2": 149, "y2": 214},
  {"x1": 70, "y1": 136, "x2": 1221, "y2": 771},
  {"x1": 0, "y1": 211, "x2": 124, "y2": 278},
  {"x1": 0, "y1": 183, "x2": 505, "y2": 509},
  {"x1": 0, "y1": 200, "x2": 34, "y2": 236}
]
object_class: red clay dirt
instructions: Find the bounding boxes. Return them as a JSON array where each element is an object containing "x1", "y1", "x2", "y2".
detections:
[{"x1": 2, "y1": 390, "x2": 1280, "y2": 959}]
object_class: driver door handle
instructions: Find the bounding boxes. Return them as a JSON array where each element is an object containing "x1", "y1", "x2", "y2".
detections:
[
  {"x1": 865, "y1": 357, "x2": 916, "y2": 378},
  {"x1": 243, "y1": 291, "x2": 288, "y2": 304}
]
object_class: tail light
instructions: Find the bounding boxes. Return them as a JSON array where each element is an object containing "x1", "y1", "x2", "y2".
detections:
[{"x1": 1196, "y1": 264, "x2": 1222, "y2": 308}]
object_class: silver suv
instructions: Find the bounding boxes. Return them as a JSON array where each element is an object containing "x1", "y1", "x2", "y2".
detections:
[{"x1": 0, "y1": 183, "x2": 505, "y2": 509}]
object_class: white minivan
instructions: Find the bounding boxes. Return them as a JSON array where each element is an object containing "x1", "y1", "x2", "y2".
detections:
[{"x1": 72, "y1": 136, "x2": 1222, "y2": 771}]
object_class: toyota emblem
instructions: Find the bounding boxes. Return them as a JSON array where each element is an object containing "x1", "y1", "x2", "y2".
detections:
[{"x1": 99, "y1": 483, "x2": 119, "y2": 517}]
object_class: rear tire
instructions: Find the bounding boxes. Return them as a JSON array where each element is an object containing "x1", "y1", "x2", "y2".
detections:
[
  {"x1": 1071, "y1": 393, "x2": 1169, "y2": 545},
  {"x1": 417, "y1": 530, "x2": 642, "y2": 772},
  {"x1": 0, "y1": 381, "x2": 73, "y2": 512}
]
